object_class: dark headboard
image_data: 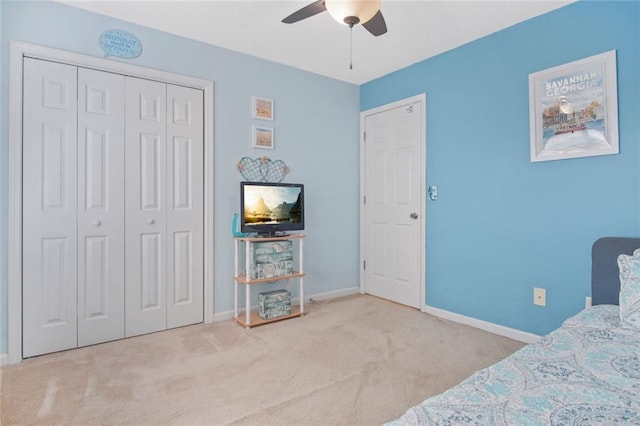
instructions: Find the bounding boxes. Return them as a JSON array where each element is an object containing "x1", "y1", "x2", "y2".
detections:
[{"x1": 592, "y1": 237, "x2": 640, "y2": 305}]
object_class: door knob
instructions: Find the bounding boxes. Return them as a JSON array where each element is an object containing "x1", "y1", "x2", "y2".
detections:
[
  {"x1": 147, "y1": 219, "x2": 155, "y2": 225},
  {"x1": 93, "y1": 220, "x2": 102, "y2": 227},
  {"x1": 409, "y1": 212, "x2": 419, "y2": 219}
]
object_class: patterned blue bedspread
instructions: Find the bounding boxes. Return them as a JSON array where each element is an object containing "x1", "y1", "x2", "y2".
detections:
[{"x1": 389, "y1": 305, "x2": 640, "y2": 425}]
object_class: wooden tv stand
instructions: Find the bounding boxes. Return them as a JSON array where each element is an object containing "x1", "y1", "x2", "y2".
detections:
[{"x1": 233, "y1": 234, "x2": 305, "y2": 328}]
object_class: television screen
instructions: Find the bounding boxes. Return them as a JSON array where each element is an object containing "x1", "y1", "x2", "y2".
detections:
[{"x1": 240, "y1": 181, "x2": 304, "y2": 236}]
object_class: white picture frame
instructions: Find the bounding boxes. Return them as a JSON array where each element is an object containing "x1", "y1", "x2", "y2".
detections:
[
  {"x1": 253, "y1": 96, "x2": 274, "y2": 121},
  {"x1": 253, "y1": 126, "x2": 274, "y2": 150},
  {"x1": 529, "y1": 50, "x2": 619, "y2": 162}
]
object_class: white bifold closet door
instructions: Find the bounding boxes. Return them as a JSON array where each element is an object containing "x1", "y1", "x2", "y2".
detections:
[
  {"x1": 165, "y1": 84, "x2": 204, "y2": 329},
  {"x1": 77, "y1": 67, "x2": 126, "y2": 347},
  {"x1": 22, "y1": 57, "x2": 203, "y2": 358},
  {"x1": 23, "y1": 58, "x2": 80, "y2": 358},
  {"x1": 124, "y1": 78, "x2": 168, "y2": 337},
  {"x1": 124, "y1": 78, "x2": 204, "y2": 337},
  {"x1": 22, "y1": 59, "x2": 126, "y2": 356}
]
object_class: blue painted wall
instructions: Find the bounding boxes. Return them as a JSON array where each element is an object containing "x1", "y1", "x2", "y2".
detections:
[
  {"x1": 362, "y1": 1, "x2": 640, "y2": 335},
  {"x1": 0, "y1": 1, "x2": 360, "y2": 354}
]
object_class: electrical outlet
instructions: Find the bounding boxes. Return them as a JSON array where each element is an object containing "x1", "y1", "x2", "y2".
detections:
[{"x1": 534, "y1": 287, "x2": 546, "y2": 307}]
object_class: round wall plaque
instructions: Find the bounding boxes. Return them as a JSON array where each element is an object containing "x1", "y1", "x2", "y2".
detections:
[{"x1": 99, "y1": 30, "x2": 142, "y2": 59}]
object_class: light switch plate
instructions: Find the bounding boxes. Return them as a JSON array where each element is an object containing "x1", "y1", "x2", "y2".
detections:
[{"x1": 428, "y1": 185, "x2": 438, "y2": 201}]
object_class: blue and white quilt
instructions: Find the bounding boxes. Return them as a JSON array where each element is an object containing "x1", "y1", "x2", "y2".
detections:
[{"x1": 389, "y1": 305, "x2": 640, "y2": 425}]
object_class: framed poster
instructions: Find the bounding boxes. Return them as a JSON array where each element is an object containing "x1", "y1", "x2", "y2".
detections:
[
  {"x1": 529, "y1": 50, "x2": 618, "y2": 162},
  {"x1": 253, "y1": 96, "x2": 274, "y2": 121},
  {"x1": 253, "y1": 126, "x2": 274, "y2": 150}
]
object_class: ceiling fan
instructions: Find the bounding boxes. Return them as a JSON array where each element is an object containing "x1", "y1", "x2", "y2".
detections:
[{"x1": 282, "y1": 0, "x2": 387, "y2": 37}]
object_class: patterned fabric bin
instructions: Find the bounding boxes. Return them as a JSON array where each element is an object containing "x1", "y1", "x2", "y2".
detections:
[
  {"x1": 249, "y1": 240, "x2": 293, "y2": 280},
  {"x1": 258, "y1": 289, "x2": 291, "y2": 320}
]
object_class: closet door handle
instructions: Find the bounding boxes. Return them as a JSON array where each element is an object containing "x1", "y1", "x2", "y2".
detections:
[
  {"x1": 93, "y1": 220, "x2": 102, "y2": 227},
  {"x1": 147, "y1": 219, "x2": 155, "y2": 225}
]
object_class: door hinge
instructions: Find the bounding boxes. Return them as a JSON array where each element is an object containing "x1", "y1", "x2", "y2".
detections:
[
  {"x1": 363, "y1": 195, "x2": 366, "y2": 205},
  {"x1": 363, "y1": 131, "x2": 366, "y2": 141},
  {"x1": 363, "y1": 260, "x2": 366, "y2": 270}
]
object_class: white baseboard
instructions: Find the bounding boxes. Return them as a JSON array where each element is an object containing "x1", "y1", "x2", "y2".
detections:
[
  {"x1": 424, "y1": 305, "x2": 541, "y2": 344},
  {"x1": 212, "y1": 286, "x2": 361, "y2": 323},
  {"x1": 211, "y1": 288, "x2": 540, "y2": 345},
  {"x1": 304, "y1": 286, "x2": 361, "y2": 303},
  {"x1": 0, "y1": 353, "x2": 8, "y2": 367}
]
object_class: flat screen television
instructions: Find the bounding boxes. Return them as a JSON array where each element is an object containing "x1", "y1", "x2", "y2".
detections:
[{"x1": 240, "y1": 181, "x2": 305, "y2": 237}]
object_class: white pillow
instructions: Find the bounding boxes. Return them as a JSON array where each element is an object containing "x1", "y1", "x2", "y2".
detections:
[{"x1": 617, "y1": 248, "x2": 640, "y2": 329}]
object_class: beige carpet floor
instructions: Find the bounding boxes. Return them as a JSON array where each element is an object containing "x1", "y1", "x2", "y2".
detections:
[{"x1": 1, "y1": 294, "x2": 525, "y2": 425}]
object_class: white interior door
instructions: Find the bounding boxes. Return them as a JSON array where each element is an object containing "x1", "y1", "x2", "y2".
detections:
[
  {"x1": 77, "y1": 67, "x2": 126, "y2": 347},
  {"x1": 363, "y1": 100, "x2": 423, "y2": 308},
  {"x1": 22, "y1": 58, "x2": 79, "y2": 358},
  {"x1": 125, "y1": 76, "x2": 168, "y2": 337},
  {"x1": 166, "y1": 85, "x2": 204, "y2": 328}
]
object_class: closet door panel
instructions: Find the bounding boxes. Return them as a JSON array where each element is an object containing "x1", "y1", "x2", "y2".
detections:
[
  {"x1": 125, "y1": 77, "x2": 168, "y2": 337},
  {"x1": 77, "y1": 68, "x2": 126, "y2": 347},
  {"x1": 22, "y1": 58, "x2": 78, "y2": 358},
  {"x1": 166, "y1": 85, "x2": 204, "y2": 328}
]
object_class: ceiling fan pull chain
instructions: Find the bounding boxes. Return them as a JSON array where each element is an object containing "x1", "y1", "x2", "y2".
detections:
[{"x1": 349, "y1": 25, "x2": 353, "y2": 70}]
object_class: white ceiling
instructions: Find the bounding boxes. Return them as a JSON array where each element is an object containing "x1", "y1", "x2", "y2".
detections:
[{"x1": 59, "y1": 0, "x2": 574, "y2": 85}]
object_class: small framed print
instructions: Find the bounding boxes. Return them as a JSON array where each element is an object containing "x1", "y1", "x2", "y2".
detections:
[
  {"x1": 253, "y1": 96, "x2": 274, "y2": 121},
  {"x1": 253, "y1": 126, "x2": 274, "y2": 150}
]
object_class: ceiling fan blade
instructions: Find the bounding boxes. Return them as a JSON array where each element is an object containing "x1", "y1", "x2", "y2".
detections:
[
  {"x1": 362, "y1": 10, "x2": 387, "y2": 36},
  {"x1": 282, "y1": 0, "x2": 327, "y2": 24}
]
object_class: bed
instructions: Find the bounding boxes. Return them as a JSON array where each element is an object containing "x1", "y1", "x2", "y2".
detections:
[{"x1": 389, "y1": 237, "x2": 640, "y2": 425}]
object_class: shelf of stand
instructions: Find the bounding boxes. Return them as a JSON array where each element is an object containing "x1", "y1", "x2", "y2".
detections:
[
  {"x1": 234, "y1": 306, "x2": 304, "y2": 328},
  {"x1": 237, "y1": 234, "x2": 305, "y2": 242},
  {"x1": 233, "y1": 272, "x2": 305, "y2": 285},
  {"x1": 233, "y1": 234, "x2": 306, "y2": 328}
]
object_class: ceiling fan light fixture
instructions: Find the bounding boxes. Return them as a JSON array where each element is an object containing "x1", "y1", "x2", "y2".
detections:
[{"x1": 325, "y1": 0, "x2": 381, "y2": 27}]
